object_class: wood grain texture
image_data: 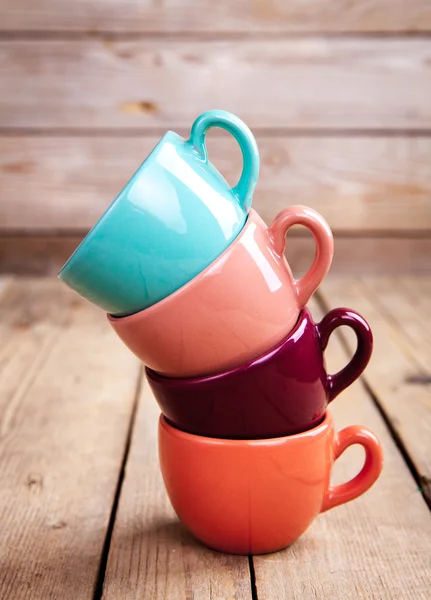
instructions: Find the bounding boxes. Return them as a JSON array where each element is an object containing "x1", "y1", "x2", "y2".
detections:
[
  {"x1": 0, "y1": 279, "x2": 141, "y2": 599},
  {"x1": 1, "y1": 38, "x2": 430, "y2": 130},
  {"x1": 252, "y1": 295, "x2": 431, "y2": 600},
  {"x1": 0, "y1": 236, "x2": 84, "y2": 275},
  {"x1": 0, "y1": 275, "x2": 12, "y2": 297},
  {"x1": 361, "y1": 277, "x2": 431, "y2": 371},
  {"x1": 101, "y1": 383, "x2": 253, "y2": 600},
  {"x1": 285, "y1": 236, "x2": 431, "y2": 275},
  {"x1": 1, "y1": 235, "x2": 430, "y2": 276},
  {"x1": 1, "y1": 0, "x2": 430, "y2": 33},
  {"x1": 1, "y1": 135, "x2": 431, "y2": 232},
  {"x1": 0, "y1": 278, "x2": 430, "y2": 598},
  {"x1": 320, "y1": 277, "x2": 431, "y2": 504},
  {"x1": 396, "y1": 277, "x2": 431, "y2": 351}
]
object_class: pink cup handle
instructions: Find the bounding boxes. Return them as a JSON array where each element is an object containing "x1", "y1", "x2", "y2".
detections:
[
  {"x1": 321, "y1": 425, "x2": 383, "y2": 512},
  {"x1": 268, "y1": 205, "x2": 334, "y2": 307}
]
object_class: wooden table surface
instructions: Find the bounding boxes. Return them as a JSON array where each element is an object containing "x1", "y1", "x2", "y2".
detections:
[{"x1": 0, "y1": 275, "x2": 430, "y2": 599}]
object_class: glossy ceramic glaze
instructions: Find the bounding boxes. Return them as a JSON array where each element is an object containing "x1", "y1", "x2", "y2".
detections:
[
  {"x1": 158, "y1": 412, "x2": 383, "y2": 555},
  {"x1": 147, "y1": 307, "x2": 373, "y2": 438},
  {"x1": 109, "y1": 206, "x2": 334, "y2": 377},
  {"x1": 58, "y1": 110, "x2": 259, "y2": 316}
]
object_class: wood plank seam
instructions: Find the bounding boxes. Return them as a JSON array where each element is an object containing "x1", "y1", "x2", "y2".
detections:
[
  {"x1": 1, "y1": 39, "x2": 429, "y2": 131},
  {"x1": 361, "y1": 278, "x2": 429, "y2": 377},
  {"x1": 0, "y1": 279, "x2": 144, "y2": 598},
  {"x1": 2, "y1": 32, "x2": 431, "y2": 40},
  {"x1": 1, "y1": 0, "x2": 431, "y2": 35},
  {"x1": 3, "y1": 128, "x2": 431, "y2": 136},
  {"x1": 98, "y1": 290, "x2": 431, "y2": 599},
  {"x1": 3, "y1": 128, "x2": 431, "y2": 137},
  {"x1": 101, "y1": 376, "x2": 253, "y2": 599},
  {"x1": 3, "y1": 237, "x2": 430, "y2": 276},
  {"x1": 93, "y1": 366, "x2": 144, "y2": 600},
  {"x1": 2, "y1": 231, "x2": 430, "y2": 238},
  {"x1": 360, "y1": 277, "x2": 431, "y2": 373},
  {"x1": 360, "y1": 376, "x2": 431, "y2": 511},
  {"x1": 315, "y1": 289, "x2": 431, "y2": 511},
  {"x1": 251, "y1": 293, "x2": 431, "y2": 599},
  {"x1": 2, "y1": 135, "x2": 430, "y2": 234},
  {"x1": 94, "y1": 366, "x2": 144, "y2": 600},
  {"x1": 248, "y1": 556, "x2": 258, "y2": 600}
]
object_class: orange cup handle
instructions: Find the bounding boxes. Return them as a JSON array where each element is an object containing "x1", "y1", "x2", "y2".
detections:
[
  {"x1": 321, "y1": 425, "x2": 383, "y2": 513},
  {"x1": 267, "y1": 205, "x2": 334, "y2": 307}
]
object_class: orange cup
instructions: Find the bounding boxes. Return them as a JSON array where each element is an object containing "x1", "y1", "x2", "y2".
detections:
[
  {"x1": 109, "y1": 206, "x2": 333, "y2": 378},
  {"x1": 159, "y1": 412, "x2": 383, "y2": 555}
]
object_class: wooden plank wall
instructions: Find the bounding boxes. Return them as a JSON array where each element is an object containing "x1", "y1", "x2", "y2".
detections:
[{"x1": 0, "y1": 1, "x2": 430, "y2": 274}]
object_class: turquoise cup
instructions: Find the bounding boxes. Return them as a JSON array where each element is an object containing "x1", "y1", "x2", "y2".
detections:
[{"x1": 58, "y1": 110, "x2": 259, "y2": 316}]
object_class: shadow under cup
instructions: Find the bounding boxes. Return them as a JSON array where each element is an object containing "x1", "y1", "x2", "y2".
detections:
[
  {"x1": 147, "y1": 306, "x2": 373, "y2": 440},
  {"x1": 158, "y1": 412, "x2": 384, "y2": 555}
]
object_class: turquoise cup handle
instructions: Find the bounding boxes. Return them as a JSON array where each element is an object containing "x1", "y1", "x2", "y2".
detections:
[{"x1": 188, "y1": 110, "x2": 260, "y2": 212}]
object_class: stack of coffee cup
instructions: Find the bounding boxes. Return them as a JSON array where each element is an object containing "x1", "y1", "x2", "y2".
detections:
[{"x1": 59, "y1": 110, "x2": 383, "y2": 555}]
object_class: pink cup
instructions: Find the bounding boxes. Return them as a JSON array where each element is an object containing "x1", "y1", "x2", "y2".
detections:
[{"x1": 108, "y1": 206, "x2": 334, "y2": 378}]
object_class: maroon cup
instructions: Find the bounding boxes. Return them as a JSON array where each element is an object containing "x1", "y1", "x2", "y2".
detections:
[{"x1": 146, "y1": 307, "x2": 373, "y2": 439}]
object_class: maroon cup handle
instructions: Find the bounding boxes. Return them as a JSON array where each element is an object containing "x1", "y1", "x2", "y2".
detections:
[{"x1": 316, "y1": 307, "x2": 373, "y2": 402}]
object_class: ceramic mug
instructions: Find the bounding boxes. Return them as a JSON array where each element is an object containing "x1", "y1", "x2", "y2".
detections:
[
  {"x1": 58, "y1": 110, "x2": 259, "y2": 316},
  {"x1": 147, "y1": 307, "x2": 373, "y2": 439},
  {"x1": 109, "y1": 206, "x2": 334, "y2": 378},
  {"x1": 159, "y1": 412, "x2": 383, "y2": 555}
]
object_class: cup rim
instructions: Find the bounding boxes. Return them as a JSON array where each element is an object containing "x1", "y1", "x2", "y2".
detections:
[
  {"x1": 58, "y1": 131, "x2": 180, "y2": 281},
  {"x1": 159, "y1": 410, "x2": 331, "y2": 445},
  {"x1": 107, "y1": 208, "x2": 262, "y2": 323},
  {"x1": 146, "y1": 305, "x2": 312, "y2": 387}
]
